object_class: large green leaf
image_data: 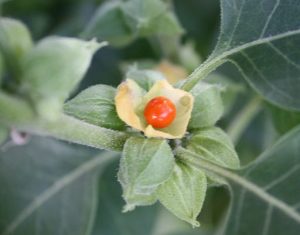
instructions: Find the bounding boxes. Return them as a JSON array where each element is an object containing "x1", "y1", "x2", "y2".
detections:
[
  {"x1": 178, "y1": 125, "x2": 300, "y2": 235},
  {"x1": 268, "y1": 104, "x2": 300, "y2": 134},
  {"x1": 182, "y1": 0, "x2": 300, "y2": 111},
  {"x1": 0, "y1": 137, "x2": 117, "y2": 235},
  {"x1": 222, "y1": 126, "x2": 300, "y2": 235}
]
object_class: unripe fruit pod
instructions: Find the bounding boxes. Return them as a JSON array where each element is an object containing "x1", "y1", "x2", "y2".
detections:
[{"x1": 21, "y1": 37, "x2": 106, "y2": 120}]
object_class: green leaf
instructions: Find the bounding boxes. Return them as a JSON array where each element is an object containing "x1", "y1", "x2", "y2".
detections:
[
  {"x1": 268, "y1": 104, "x2": 300, "y2": 134},
  {"x1": 182, "y1": 0, "x2": 300, "y2": 111},
  {"x1": 64, "y1": 85, "x2": 125, "y2": 130},
  {"x1": 83, "y1": 0, "x2": 182, "y2": 47},
  {"x1": 222, "y1": 126, "x2": 300, "y2": 235},
  {"x1": 139, "y1": 11, "x2": 183, "y2": 36},
  {"x1": 92, "y1": 159, "x2": 160, "y2": 235},
  {"x1": 204, "y1": 73, "x2": 245, "y2": 116},
  {"x1": 189, "y1": 82, "x2": 224, "y2": 129},
  {"x1": 126, "y1": 67, "x2": 164, "y2": 91},
  {"x1": 0, "y1": 137, "x2": 117, "y2": 235},
  {"x1": 82, "y1": 1, "x2": 134, "y2": 47},
  {"x1": 187, "y1": 127, "x2": 240, "y2": 169},
  {"x1": 118, "y1": 136, "x2": 175, "y2": 211},
  {"x1": 157, "y1": 161, "x2": 207, "y2": 227},
  {"x1": 177, "y1": 125, "x2": 300, "y2": 235},
  {"x1": 121, "y1": 0, "x2": 182, "y2": 37},
  {"x1": 0, "y1": 17, "x2": 32, "y2": 60},
  {"x1": 0, "y1": 17, "x2": 33, "y2": 78},
  {"x1": 21, "y1": 37, "x2": 105, "y2": 120},
  {"x1": 121, "y1": 0, "x2": 166, "y2": 31},
  {"x1": 92, "y1": 160, "x2": 199, "y2": 235}
]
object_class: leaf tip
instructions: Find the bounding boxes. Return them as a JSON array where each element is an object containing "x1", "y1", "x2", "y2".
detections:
[
  {"x1": 87, "y1": 38, "x2": 108, "y2": 52},
  {"x1": 122, "y1": 203, "x2": 135, "y2": 213},
  {"x1": 191, "y1": 220, "x2": 200, "y2": 228}
]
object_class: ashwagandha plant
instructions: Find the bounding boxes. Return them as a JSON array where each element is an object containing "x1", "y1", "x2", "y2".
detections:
[{"x1": 0, "y1": 0, "x2": 300, "y2": 234}]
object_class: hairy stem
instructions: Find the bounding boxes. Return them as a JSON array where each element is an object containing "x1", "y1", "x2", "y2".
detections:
[
  {"x1": 227, "y1": 96, "x2": 262, "y2": 145},
  {"x1": 180, "y1": 58, "x2": 227, "y2": 91},
  {"x1": 0, "y1": 91, "x2": 130, "y2": 152}
]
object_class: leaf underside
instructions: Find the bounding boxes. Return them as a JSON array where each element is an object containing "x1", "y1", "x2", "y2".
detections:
[{"x1": 0, "y1": 137, "x2": 116, "y2": 235}]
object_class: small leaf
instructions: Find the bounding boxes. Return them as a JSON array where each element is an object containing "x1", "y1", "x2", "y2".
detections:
[
  {"x1": 121, "y1": 0, "x2": 166, "y2": 31},
  {"x1": 144, "y1": 11, "x2": 183, "y2": 36},
  {"x1": 82, "y1": 1, "x2": 134, "y2": 46},
  {"x1": 118, "y1": 136, "x2": 175, "y2": 210},
  {"x1": 126, "y1": 67, "x2": 164, "y2": 91},
  {"x1": 187, "y1": 127, "x2": 240, "y2": 169},
  {"x1": 121, "y1": 0, "x2": 182, "y2": 37},
  {"x1": 189, "y1": 82, "x2": 224, "y2": 129},
  {"x1": 0, "y1": 17, "x2": 33, "y2": 78},
  {"x1": 21, "y1": 37, "x2": 105, "y2": 120},
  {"x1": 157, "y1": 161, "x2": 207, "y2": 227},
  {"x1": 64, "y1": 85, "x2": 125, "y2": 130}
]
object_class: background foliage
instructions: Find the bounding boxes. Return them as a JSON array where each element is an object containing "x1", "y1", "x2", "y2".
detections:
[{"x1": 0, "y1": 0, "x2": 300, "y2": 234}]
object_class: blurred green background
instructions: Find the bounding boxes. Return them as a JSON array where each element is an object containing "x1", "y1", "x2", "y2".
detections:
[{"x1": 0, "y1": 0, "x2": 282, "y2": 234}]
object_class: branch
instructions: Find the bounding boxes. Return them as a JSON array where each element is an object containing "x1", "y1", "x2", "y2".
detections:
[{"x1": 0, "y1": 91, "x2": 130, "y2": 152}]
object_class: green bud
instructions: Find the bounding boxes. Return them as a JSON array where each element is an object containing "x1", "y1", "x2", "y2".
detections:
[
  {"x1": 83, "y1": 1, "x2": 134, "y2": 46},
  {"x1": 158, "y1": 161, "x2": 207, "y2": 227},
  {"x1": 0, "y1": 17, "x2": 33, "y2": 78},
  {"x1": 64, "y1": 85, "x2": 126, "y2": 130},
  {"x1": 118, "y1": 136, "x2": 175, "y2": 211},
  {"x1": 21, "y1": 37, "x2": 106, "y2": 120},
  {"x1": 205, "y1": 73, "x2": 245, "y2": 115},
  {"x1": 189, "y1": 82, "x2": 224, "y2": 129},
  {"x1": 126, "y1": 67, "x2": 164, "y2": 91},
  {"x1": 187, "y1": 127, "x2": 240, "y2": 169}
]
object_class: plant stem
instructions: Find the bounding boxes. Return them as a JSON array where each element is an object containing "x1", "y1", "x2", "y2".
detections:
[
  {"x1": 227, "y1": 96, "x2": 262, "y2": 145},
  {"x1": 180, "y1": 58, "x2": 227, "y2": 91},
  {"x1": 36, "y1": 115, "x2": 129, "y2": 152},
  {"x1": 0, "y1": 91, "x2": 130, "y2": 152}
]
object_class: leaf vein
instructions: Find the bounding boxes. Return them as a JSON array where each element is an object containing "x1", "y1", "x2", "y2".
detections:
[
  {"x1": 259, "y1": 0, "x2": 281, "y2": 38},
  {"x1": 1, "y1": 152, "x2": 117, "y2": 235},
  {"x1": 263, "y1": 164, "x2": 300, "y2": 190}
]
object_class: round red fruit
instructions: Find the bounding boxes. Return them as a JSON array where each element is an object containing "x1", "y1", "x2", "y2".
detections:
[{"x1": 144, "y1": 96, "x2": 176, "y2": 128}]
